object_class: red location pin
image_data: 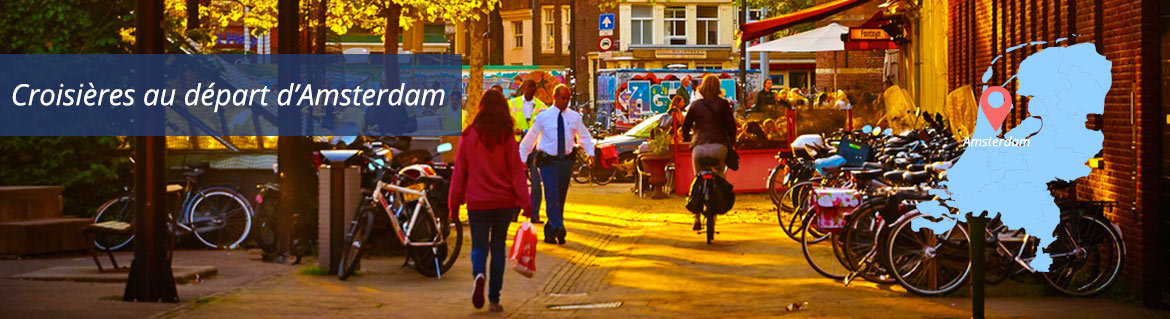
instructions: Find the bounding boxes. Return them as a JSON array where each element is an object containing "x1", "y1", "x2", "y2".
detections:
[{"x1": 979, "y1": 86, "x2": 1013, "y2": 131}]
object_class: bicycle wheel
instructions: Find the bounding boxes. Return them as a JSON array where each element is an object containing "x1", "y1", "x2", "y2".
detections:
[
  {"x1": 188, "y1": 188, "x2": 254, "y2": 249},
  {"x1": 572, "y1": 160, "x2": 591, "y2": 184},
  {"x1": 884, "y1": 213, "x2": 970, "y2": 296},
  {"x1": 705, "y1": 213, "x2": 716, "y2": 245},
  {"x1": 777, "y1": 182, "x2": 815, "y2": 241},
  {"x1": 840, "y1": 202, "x2": 896, "y2": 284},
  {"x1": 800, "y1": 210, "x2": 850, "y2": 280},
  {"x1": 1039, "y1": 215, "x2": 1123, "y2": 297},
  {"x1": 766, "y1": 163, "x2": 789, "y2": 206},
  {"x1": 410, "y1": 199, "x2": 464, "y2": 278},
  {"x1": 592, "y1": 165, "x2": 615, "y2": 185},
  {"x1": 93, "y1": 195, "x2": 135, "y2": 250},
  {"x1": 338, "y1": 206, "x2": 375, "y2": 280}
]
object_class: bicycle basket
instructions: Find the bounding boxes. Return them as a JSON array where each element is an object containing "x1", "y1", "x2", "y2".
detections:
[{"x1": 812, "y1": 187, "x2": 860, "y2": 233}]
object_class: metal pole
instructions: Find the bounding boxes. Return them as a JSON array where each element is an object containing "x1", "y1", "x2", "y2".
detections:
[
  {"x1": 967, "y1": 211, "x2": 988, "y2": 319},
  {"x1": 276, "y1": 0, "x2": 301, "y2": 263},
  {"x1": 738, "y1": 0, "x2": 747, "y2": 104}
]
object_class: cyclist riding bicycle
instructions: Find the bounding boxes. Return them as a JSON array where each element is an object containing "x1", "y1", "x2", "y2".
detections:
[{"x1": 680, "y1": 74, "x2": 738, "y2": 232}]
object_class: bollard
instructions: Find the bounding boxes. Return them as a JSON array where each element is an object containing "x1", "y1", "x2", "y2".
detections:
[
  {"x1": 319, "y1": 150, "x2": 359, "y2": 273},
  {"x1": 966, "y1": 211, "x2": 988, "y2": 319}
]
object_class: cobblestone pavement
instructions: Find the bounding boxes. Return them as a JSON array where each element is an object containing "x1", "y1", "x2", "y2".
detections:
[{"x1": 161, "y1": 183, "x2": 1167, "y2": 318}]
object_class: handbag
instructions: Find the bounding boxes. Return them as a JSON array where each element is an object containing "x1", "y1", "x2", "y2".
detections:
[
  {"x1": 508, "y1": 221, "x2": 537, "y2": 278},
  {"x1": 725, "y1": 147, "x2": 740, "y2": 171}
]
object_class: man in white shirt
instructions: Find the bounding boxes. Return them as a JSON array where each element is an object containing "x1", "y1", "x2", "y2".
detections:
[{"x1": 519, "y1": 84, "x2": 595, "y2": 244}]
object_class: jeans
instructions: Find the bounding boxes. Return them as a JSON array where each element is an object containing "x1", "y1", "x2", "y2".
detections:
[
  {"x1": 527, "y1": 154, "x2": 542, "y2": 221},
  {"x1": 469, "y1": 208, "x2": 516, "y2": 303},
  {"x1": 538, "y1": 158, "x2": 573, "y2": 239}
]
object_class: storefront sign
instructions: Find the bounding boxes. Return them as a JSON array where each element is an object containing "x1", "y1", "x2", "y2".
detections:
[
  {"x1": 655, "y1": 50, "x2": 707, "y2": 59},
  {"x1": 849, "y1": 28, "x2": 890, "y2": 40}
]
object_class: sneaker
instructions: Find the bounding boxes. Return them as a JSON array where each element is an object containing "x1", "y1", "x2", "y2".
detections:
[
  {"x1": 472, "y1": 273, "x2": 486, "y2": 309},
  {"x1": 692, "y1": 219, "x2": 702, "y2": 231},
  {"x1": 489, "y1": 303, "x2": 504, "y2": 312},
  {"x1": 557, "y1": 228, "x2": 567, "y2": 245},
  {"x1": 543, "y1": 237, "x2": 557, "y2": 244}
]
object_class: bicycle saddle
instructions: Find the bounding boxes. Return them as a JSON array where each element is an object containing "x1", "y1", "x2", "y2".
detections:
[
  {"x1": 419, "y1": 175, "x2": 447, "y2": 186},
  {"x1": 696, "y1": 157, "x2": 720, "y2": 168},
  {"x1": 183, "y1": 169, "x2": 206, "y2": 177},
  {"x1": 902, "y1": 171, "x2": 933, "y2": 184}
]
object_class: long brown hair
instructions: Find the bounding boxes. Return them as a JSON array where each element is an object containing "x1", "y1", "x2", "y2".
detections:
[
  {"x1": 468, "y1": 90, "x2": 514, "y2": 147},
  {"x1": 698, "y1": 74, "x2": 723, "y2": 101}
]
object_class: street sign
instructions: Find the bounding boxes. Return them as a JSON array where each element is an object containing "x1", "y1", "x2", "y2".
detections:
[
  {"x1": 849, "y1": 28, "x2": 890, "y2": 40},
  {"x1": 598, "y1": 36, "x2": 613, "y2": 51},
  {"x1": 599, "y1": 51, "x2": 612, "y2": 60},
  {"x1": 600, "y1": 29, "x2": 613, "y2": 37},
  {"x1": 599, "y1": 13, "x2": 615, "y2": 31}
]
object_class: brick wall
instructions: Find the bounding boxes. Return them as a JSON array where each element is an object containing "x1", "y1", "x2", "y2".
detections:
[
  {"x1": 814, "y1": 0, "x2": 885, "y2": 96},
  {"x1": 948, "y1": 0, "x2": 1165, "y2": 305}
]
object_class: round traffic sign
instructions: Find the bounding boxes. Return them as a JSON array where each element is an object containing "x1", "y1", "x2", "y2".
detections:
[{"x1": 598, "y1": 36, "x2": 613, "y2": 51}]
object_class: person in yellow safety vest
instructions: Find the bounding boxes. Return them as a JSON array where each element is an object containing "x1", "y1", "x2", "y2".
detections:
[
  {"x1": 510, "y1": 79, "x2": 547, "y2": 142},
  {"x1": 511, "y1": 79, "x2": 546, "y2": 224}
]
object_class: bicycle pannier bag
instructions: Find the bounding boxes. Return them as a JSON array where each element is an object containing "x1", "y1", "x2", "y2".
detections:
[
  {"x1": 812, "y1": 188, "x2": 860, "y2": 232},
  {"x1": 509, "y1": 221, "x2": 537, "y2": 278}
]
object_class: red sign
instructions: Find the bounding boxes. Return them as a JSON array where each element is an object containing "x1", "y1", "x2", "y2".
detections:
[{"x1": 598, "y1": 36, "x2": 613, "y2": 51}]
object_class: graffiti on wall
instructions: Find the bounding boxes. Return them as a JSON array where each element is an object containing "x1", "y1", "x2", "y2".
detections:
[{"x1": 462, "y1": 69, "x2": 566, "y2": 106}]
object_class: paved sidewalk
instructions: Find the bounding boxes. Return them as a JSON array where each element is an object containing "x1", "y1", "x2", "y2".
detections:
[
  {"x1": 162, "y1": 184, "x2": 1168, "y2": 318},
  {"x1": 1, "y1": 249, "x2": 294, "y2": 318}
]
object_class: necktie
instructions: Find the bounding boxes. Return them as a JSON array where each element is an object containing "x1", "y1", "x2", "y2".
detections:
[{"x1": 556, "y1": 111, "x2": 566, "y2": 158}]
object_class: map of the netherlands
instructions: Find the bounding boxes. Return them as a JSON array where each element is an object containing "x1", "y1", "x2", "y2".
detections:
[{"x1": 916, "y1": 43, "x2": 1112, "y2": 271}]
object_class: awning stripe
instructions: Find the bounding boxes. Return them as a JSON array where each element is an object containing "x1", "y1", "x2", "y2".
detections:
[{"x1": 741, "y1": 0, "x2": 875, "y2": 42}]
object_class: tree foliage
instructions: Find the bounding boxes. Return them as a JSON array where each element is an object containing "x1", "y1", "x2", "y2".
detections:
[
  {"x1": 0, "y1": 0, "x2": 133, "y2": 53},
  {"x1": 0, "y1": 137, "x2": 129, "y2": 217}
]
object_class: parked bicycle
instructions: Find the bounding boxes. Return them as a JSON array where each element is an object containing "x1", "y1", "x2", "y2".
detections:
[
  {"x1": 93, "y1": 161, "x2": 254, "y2": 250},
  {"x1": 338, "y1": 141, "x2": 462, "y2": 280}
]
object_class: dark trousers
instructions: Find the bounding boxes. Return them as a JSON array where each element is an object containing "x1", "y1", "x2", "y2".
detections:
[
  {"x1": 469, "y1": 208, "x2": 516, "y2": 303},
  {"x1": 538, "y1": 158, "x2": 573, "y2": 240},
  {"x1": 527, "y1": 154, "x2": 542, "y2": 221}
]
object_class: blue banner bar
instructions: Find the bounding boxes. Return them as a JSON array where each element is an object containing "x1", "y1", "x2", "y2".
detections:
[{"x1": 0, "y1": 54, "x2": 463, "y2": 136}]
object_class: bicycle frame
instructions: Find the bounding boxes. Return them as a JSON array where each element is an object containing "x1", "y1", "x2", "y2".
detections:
[{"x1": 371, "y1": 179, "x2": 446, "y2": 248}]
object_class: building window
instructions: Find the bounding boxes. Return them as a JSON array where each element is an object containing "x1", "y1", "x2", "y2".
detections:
[
  {"x1": 542, "y1": 6, "x2": 555, "y2": 53},
  {"x1": 631, "y1": 6, "x2": 653, "y2": 46},
  {"x1": 664, "y1": 7, "x2": 686, "y2": 45},
  {"x1": 747, "y1": 7, "x2": 766, "y2": 22},
  {"x1": 561, "y1": 5, "x2": 570, "y2": 54},
  {"x1": 697, "y1": 6, "x2": 719, "y2": 45},
  {"x1": 512, "y1": 22, "x2": 523, "y2": 48}
]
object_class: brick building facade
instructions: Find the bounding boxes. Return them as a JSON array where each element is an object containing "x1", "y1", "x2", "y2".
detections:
[
  {"x1": 947, "y1": 0, "x2": 1168, "y2": 307},
  {"x1": 814, "y1": 0, "x2": 886, "y2": 95}
]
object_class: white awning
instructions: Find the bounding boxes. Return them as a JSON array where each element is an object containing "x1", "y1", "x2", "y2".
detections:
[{"x1": 747, "y1": 23, "x2": 849, "y2": 53}]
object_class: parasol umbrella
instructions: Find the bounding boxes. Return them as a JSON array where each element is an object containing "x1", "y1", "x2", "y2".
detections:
[{"x1": 748, "y1": 23, "x2": 849, "y2": 89}]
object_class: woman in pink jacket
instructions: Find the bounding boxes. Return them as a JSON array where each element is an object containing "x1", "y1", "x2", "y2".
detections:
[{"x1": 448, "y1": 89, "x2": 532, "y2": 312}]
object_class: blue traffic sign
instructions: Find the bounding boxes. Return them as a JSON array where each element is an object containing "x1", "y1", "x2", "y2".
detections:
[{"x1": 599, "y1": 13, "x2": 615, "y2": 31}]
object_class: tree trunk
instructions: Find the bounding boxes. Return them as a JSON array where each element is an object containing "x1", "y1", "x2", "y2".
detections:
[
  {"x1": 124, "y1": 0, "x2": 177, "y2": 303},
  {"x1": 384, "y1": 3, "x2": 401, "y2": 54},
  {"x1": 467, "y1": 16, "x2": 486, "y2": 118}
]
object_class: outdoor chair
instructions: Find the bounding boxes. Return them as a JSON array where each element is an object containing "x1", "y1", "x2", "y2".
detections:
[{"x1": 82, "y1": 221, "x2": 133, "y2": 272}]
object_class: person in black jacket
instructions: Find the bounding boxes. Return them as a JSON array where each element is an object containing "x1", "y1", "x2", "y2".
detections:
[{"x1": 680, "y1": 74, "x2": 737, "y2": 230}]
